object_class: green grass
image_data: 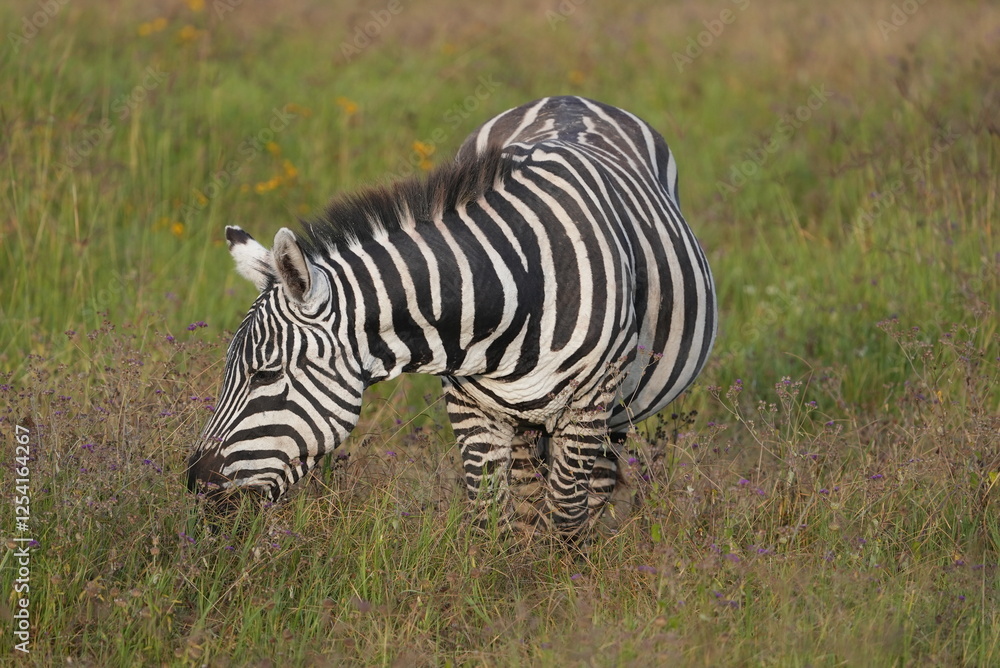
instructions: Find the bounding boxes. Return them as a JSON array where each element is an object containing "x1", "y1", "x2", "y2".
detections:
[{"x1": 2, "y1": 0, "x2": 999, "y2": 665}]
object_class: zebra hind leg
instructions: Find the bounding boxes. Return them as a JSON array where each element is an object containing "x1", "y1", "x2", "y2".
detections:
[
  {"x1": 510, "y1": 430, "x2": 621, "y2": 537},
  {"x1": 545, "y1": 361, "x2": 634, "y2": 540},
  {"x1": 588, "y1": 445, "x2": 619, "y2": 524},
  {"x1": 544, "y1": 403, "x2": 618, "y2": 540},
  {"x1": 593, "y1": 432, "x2": 645, "y2": 532}
]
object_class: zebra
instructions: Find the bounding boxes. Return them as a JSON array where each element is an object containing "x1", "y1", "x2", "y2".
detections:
[{"x1": 187, "y1": 95, "x2": 717, "y2": 537}]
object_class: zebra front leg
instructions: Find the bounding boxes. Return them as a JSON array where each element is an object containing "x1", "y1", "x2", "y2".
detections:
[{"x1": 445, "y1": 390, "x2": 516, "y2": 531}]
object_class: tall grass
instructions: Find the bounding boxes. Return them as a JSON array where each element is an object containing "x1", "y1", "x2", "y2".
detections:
[{"x1": 1, "y1": 0, "x2": 998, "y2": 664}]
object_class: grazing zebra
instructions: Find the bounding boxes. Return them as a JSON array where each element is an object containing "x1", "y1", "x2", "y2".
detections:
[{"x1": 187, "y1": 96, "x2": 717, "y2": 537}]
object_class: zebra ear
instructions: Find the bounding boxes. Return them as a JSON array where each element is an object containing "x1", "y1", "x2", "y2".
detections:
[
  {"x1": 272, "y1": 228, "x2": 320, "y2": 304},
  {"x1": 226, "y1": 226, "x2": 274, "y2": 292}
]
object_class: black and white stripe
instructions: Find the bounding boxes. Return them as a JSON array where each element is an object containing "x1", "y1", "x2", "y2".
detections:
[{"x1": 187, "y1": 96, "x2": 717, "y2": 536}]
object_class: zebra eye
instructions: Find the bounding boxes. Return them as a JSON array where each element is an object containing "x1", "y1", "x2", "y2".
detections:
[{"x1": 249, "y1": 369, "x2": 283, "y2": 388}]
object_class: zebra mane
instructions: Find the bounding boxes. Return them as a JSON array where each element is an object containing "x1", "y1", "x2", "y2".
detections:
[{"x1": 303, "y1": 143, "x2": 510, "y2": 251}]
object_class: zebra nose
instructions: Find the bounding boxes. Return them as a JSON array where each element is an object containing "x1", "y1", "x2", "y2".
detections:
[{"x1": 186, "y1": 447, "x2": 228, "y2": 494}]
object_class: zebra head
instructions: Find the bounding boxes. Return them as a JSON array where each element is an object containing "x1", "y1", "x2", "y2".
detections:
[{"x1": 186, "y1": 225, "x2": 363, "y2": 502}]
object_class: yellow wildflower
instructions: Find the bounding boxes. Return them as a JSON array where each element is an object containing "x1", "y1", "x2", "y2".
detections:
[
  {"x1": 171, "y1": 222, "x2": 185, "y2": 238},
  {"x1": 266, "y1": 141, "x2": 281, "y2": 156},
  {"x1": 138, "y1": 17, "x2": 168, "y2": 36},
  {"x1": 568, "y1": 70, "x2": 585, "y2": 86},
  {"x1": 185, "y1": 0, "x2": 205, "y2": 12},
  {"x1": 414, "y1": 141, "x2": 435, "y2": 171},
  {"x1": 285, "y1": 103, "x2": 313, "y2": 118},
  {"x1": 282, "y1": 159, "x2": 298, "y2": 180},
  {"x1": 254, "y1": 177, "x2": 282, "y2": 194},
  {"x1": 177, "y1": 25, "x2": 200, "y2": 43},
  {"x1": 413, "y1": 141, "x2": 435, "y2": 158},
  {"x1": 194, "y1": 191, "x2": 208, "y2": 207},
  {"x1": 336, "y1": 96, "x2": 358, "y2": 116}
]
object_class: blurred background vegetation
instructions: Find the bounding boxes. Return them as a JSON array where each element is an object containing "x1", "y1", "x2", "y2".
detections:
[{"x1": 2, "y1": 0, "x2": 995, "y2": 404}]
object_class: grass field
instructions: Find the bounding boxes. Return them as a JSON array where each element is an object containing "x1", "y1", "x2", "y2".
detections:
[{"x1": 2, "y1": 0, "x2": 998, "y2": 664}]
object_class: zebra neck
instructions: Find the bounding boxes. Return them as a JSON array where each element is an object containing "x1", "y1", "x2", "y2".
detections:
[{"x1": 332, "y1": 211, "x2": 525, "y2": 384}]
